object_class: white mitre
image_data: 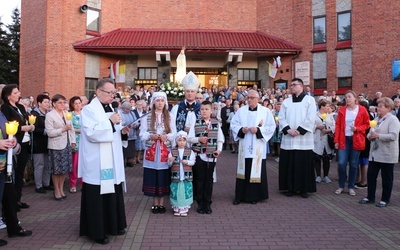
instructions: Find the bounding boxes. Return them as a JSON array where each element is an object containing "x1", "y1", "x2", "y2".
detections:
[{"x1": 182, "y1": 71, "x2": 200, "y2": 91}]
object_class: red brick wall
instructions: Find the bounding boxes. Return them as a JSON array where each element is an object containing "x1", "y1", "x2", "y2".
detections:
[
  {"x1": 19, "y1": 0, "x2": 47, "y2": 97},
  {"x1": 118, "y1": 0, "x2": 257, "y2": 30},
  {"x1": 352, "y1": 0, "x2": 400, "y2": 98},
  {"x1": 20, "y1": 0, "x2": 86, "y2": 99}
]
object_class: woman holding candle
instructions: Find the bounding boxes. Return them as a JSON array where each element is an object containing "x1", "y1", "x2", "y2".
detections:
[
  {"x1": 45, "y1": 94, "x2": 76, "y2": 200},
  {"x1": 334, "y1": 90, "x2": 370, "y2": 196},
  {"x1": 69, "y1": 96, "x2": 82, "y2": 193},
  {"x1": 313, "y1": 100, "x2": 335, "y2": 184},
  {"x1": 0, "y1": 84, "x2": 35, "y2": 209},
  {"x1": 0, "y1": 99, "x2": 32, "y2": 239},
  {"x1": 359, "y1": 97, "x2": 400, "y2": 207}
]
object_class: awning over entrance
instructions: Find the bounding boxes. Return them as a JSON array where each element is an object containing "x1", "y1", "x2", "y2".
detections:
[{"x1": 73, "y1": 28, "x2": 302, "y2": 55}]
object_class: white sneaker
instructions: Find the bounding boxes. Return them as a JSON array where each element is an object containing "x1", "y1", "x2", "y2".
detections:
[
  {"x1": 315, "y1": 176, "x2": 322, "y2": 183},
  {"x1": 323, "y1": 176, "x2": 332, "y2": 183},
  {"x1": 0, "y1": 218, "x2": 6, "y2": 229}
]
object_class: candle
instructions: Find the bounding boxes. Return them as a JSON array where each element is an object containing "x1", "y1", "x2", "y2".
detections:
[
  {"x1": 28, "y1": 115, "x2": 37, "y2": 125},
  {"x1": 274, "y1": 116, "x2": 279, "y2": 121},
  {"x1": 5, "y1": 121, "x2": 19, "y2": 181},
  {"x1": 369, "y1": 120, "x2": 377, "y2": 129},
  {"x1": 321, "y1": 113, "x2": 327, "y2": 121},
  {"x1": 65, "y1": 112, "x2": 73, "y2": 121}
]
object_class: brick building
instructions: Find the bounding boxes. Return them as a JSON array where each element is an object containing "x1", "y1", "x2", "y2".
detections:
[{"x1": 20, "y1": 0, "x2": 400, "y2": 99}]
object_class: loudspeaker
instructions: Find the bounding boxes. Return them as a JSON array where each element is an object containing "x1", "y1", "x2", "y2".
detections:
[{"x1": 80, "y1": 5, "x2": 88, "y2": 13}]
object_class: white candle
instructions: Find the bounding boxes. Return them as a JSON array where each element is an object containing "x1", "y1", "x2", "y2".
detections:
[{"x1": 6, "y1": 135, "x2": 13, "y2": 174}]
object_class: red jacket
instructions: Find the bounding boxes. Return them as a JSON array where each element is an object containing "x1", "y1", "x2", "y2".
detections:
[{"x1": 334, "y1": 105, "x2": 370, "y2": 150}]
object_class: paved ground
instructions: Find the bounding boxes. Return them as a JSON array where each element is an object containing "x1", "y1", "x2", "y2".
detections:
[{"x1": 2, "y1": 151, "x2": 400, "y2": 249}]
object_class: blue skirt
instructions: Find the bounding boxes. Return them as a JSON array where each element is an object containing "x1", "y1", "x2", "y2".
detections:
[{"x1": 143, "y1": 168, "x2": 170, "y2": 197}]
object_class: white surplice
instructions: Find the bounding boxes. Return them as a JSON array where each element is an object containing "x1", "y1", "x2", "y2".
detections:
[
  {"x1": 231, "y1": 104, "x2": 275, "y2": 182},
  {"x1": 78, "y1": 97, "x2": 126, "y2": 194}
]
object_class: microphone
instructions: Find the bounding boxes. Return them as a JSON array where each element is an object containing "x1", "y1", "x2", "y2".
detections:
[
  {"x1": 111, "y1": 101, "x2": 120, "y2": 124},
  {"x1": 111, "y1": 101, "x2": 119, "y2": 113}
]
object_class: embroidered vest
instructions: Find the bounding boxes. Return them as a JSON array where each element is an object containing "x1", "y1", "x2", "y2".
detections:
[
  {"x1": 170, "y1": 148, "x2": 193, "y2": 182},
  {"x1": 144, "y1": 113, "x2": 172, "y2": 148},
  {"x1": 192, "y1": 118, "x2": 219, "y2": 157},
  {"x1": 175, "y1": 101, "x2": 201, "y2": 132}
]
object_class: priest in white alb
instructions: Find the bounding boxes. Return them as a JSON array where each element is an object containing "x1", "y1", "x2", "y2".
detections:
[
  {"x1": 78, "y1": 78, "x2": 130, "y2": 245},
  {"x1": 231, "y1": 90, "x2": 275, "y2": 205}
]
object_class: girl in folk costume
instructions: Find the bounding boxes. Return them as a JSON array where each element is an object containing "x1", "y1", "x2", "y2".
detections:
[
  {"x1": 140, "y1": 92, "x2": 176, "y2": 214},
  {"x1": 168, "y1": 131, "x2": 196, "y2": 217}
]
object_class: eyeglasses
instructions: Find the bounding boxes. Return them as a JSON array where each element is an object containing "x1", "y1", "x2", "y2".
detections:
[
  {"x1": 290, "y1": 83, "x2": 302, "y2": 87},
  {"x1": 99, "y1": 89, "x2": 117, "y2": 96},
  {"x1": 247, "y1": 96, "x2": 258, "y2": 99}
]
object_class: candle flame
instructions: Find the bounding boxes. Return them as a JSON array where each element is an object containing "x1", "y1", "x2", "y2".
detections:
[
  {"x1": 5, "y1": 121, "x2": 19, "y2": 135},
  {"x1": 369, "y1": 120, "x2": 377, "y2": 128}
]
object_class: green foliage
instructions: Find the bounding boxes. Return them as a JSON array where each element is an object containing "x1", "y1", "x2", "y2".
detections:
[{"x1": 0, "y1": 8, "x2": 20, "y2": 85}]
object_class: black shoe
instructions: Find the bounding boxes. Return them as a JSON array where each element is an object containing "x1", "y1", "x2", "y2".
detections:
[
  {"x1": 8, "y1": 229, "x2": 32, "y2": 238},
  {"x1": 233, "y1": 200, "x2": 241, "y2": 205},
  {"x1": 205, "y1": 205, "x2": 212, "y2": 214},
  {"x1": 95, "y1": 237, "x2": 109, "y2": 245},
  {"x1": 43, "y1": 185, "x2": 54, "y2": 191},
  {"x1": 231, "y1": 151, "x2": 236, "y2": 154},
  {"x1": 151, "y1": 205, "x2": 159, "y2": 214},
  {"x1": 17, "y1": 202, "x2": 29, "y2": 209},
  {"x1": 158, "y1": 206, "x2": 166, "y2": 214},
  {"x1": 16, "y1": 207, "x2": 21, "y2": 212},
  {"x1": 197, "y1": 206, "x2": 205, "y2": 214},
  {"x1": 250, "y1": 201, "x2": 258, "y2": 204},
  {"x1": 0, "y1": 239, "x2": 7, "y2": 247},
  {"x1": 117, "y1": 229, "x2": 126, "y2": 235},
  {"x1": 62, "y1": 195, "x2": 67, "y2": 199},
  {"x1": 53, "y1": 193, "x2": 63, "y2": 201},
  {"x1": 301, "y1": 193, "x2": 309, "y2": 198},
  {"x1": 35, "y1": 187, "x2": 46, "y2": 194},
  {"x1": 284, "y1": 191, "x2": 293, "y2": 197}
]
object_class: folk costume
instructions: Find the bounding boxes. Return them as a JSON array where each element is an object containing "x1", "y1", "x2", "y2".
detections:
[
  {"x1": 78, "y1": 97, "x2": 127, "y2": 242},
  {"x1": 278, "y1": 92, "x2": 317, "y2": 195},
  {"x1": 169, "y1": 131, "x2": 196, "y2": 215},
  {"x1": 188, "y1": 117, "x2": 224, "y2": 212},
  {"x1": 140, "y1": 92, "x2": 176, "y2": 197},
  {"x1": 231, "y1": 104, "x2": 275, "y2": 203},
  {"x1": 170, "y1": 71, "x2": 201, "y2": 133}
]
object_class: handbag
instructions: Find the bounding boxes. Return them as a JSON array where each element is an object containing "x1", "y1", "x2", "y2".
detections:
[{"x1": 327, "y1": 133, "x2": 335, "y2": 149}]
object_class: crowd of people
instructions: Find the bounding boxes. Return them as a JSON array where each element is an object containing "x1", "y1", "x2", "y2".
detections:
[{"x1": 0, "y1": 76, "x2": 399, "y2": 246}]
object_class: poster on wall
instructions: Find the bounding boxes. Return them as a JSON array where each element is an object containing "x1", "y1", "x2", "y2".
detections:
[
  {"x1": 295, "y1": 61, "x2": 310, "y2": 86},
  {"x1": 392, "y1": 59, "x2": 400, "y2": 81}
]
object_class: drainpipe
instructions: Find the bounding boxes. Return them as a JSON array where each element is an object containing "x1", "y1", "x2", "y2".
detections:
[{"x1": 291, "y1": 51, "x2": 300, "y2": 79}]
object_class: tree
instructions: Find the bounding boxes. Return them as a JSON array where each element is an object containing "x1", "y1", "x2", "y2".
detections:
[
  {"x1": 7, "y1": 8, "x2": 21, "y2": 85},
  {"x1": 0, "y1": 18, "x2": 12, "y2": 85}
]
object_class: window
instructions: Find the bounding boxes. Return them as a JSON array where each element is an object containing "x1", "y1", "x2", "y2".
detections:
[
  {"x1": 87, "y1": 9, "x2": 100, "y2": 32},
  {"x1": 238, "y1": 69, "x2": 257, "y2": 81},
  {"x1": 314, "y1": 79, "x2": 327, "y2": 89},
  {"x1": 138, "y1": 68, "x2": 158, "y2": 80},
  {"x1": 313, "y1": 17, "x2": 326, "y2": 44},
  {"x1": 338, "y1": 12, "x2": 351, "y2": 41},
  {"x1": 338, "y1": 77, "x2": 352, "y2": 87},
  {"x1": 85, "y1": 78, "x2": 98, "y2": 99}
]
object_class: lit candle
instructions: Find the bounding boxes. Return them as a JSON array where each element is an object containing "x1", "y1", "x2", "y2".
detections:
[
  {"x1": 321, "y1": 113, "x2": 327, "y2": 121},
  {"x1": 5, "y1": 121, "x2": 19, "y2": 181},
  {"x1": 370, "y1": 120, "x2": 377, "y2": 131},
  {"x1": 274, "y1": 116, "x2": 279, "y2": 121},
  {"x1": 65, "y1": 112, "x2": 73, "y2": 121},
  {"x1": 28, "y1": 115, "x2": 37, "y2": 125}
]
